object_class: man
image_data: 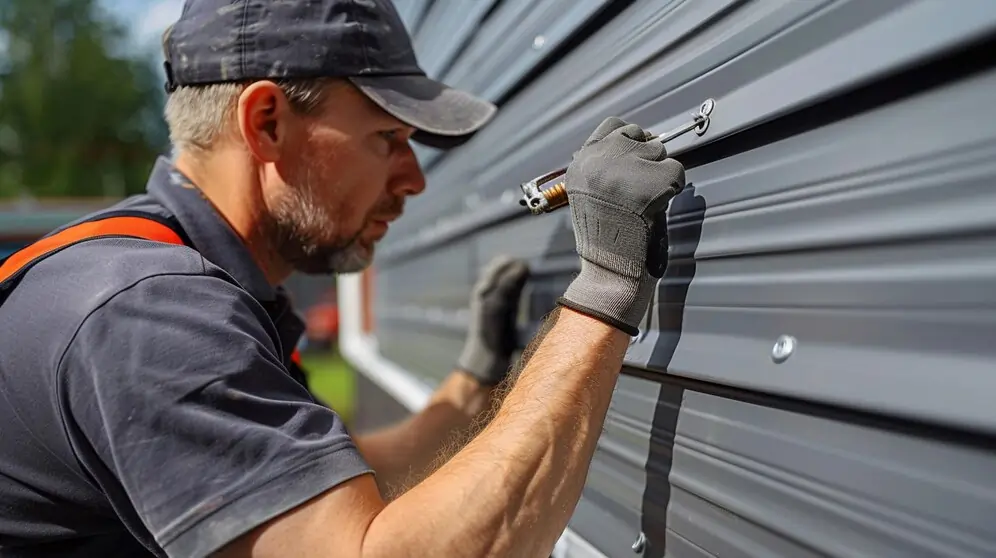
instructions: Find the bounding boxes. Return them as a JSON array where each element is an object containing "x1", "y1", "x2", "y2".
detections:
[{"x1": 0, "y1": 1, "x2": 686, "y2": 557}]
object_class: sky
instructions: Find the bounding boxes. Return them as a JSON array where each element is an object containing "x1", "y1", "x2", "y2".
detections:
[{"x1": 100, "y1": 0, "x2": 185, "y2": 52}]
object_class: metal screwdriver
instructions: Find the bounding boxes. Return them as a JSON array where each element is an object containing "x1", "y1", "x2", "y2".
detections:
[{"x1": 518, "y1": 98, "x2": 716, "y2": 215}]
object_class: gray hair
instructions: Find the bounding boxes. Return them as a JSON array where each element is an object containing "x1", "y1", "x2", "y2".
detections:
[{"x1": 163, "y1": 79, "x2": 335, "y2": 155}]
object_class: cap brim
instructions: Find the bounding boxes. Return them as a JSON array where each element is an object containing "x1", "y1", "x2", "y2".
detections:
[{"x1": 349, "y1": 75, "x2": 497, "y2": 150}]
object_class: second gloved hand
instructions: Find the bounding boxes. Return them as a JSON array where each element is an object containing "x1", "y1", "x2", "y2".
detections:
[
  {"x1": 456, "y1": 255, "x2": 530, "y2": 386},
  {"x1": 558, "y1": 117, "x2": 686, "y2": 336}
]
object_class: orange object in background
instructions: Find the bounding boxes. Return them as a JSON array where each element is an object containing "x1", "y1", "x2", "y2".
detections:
[{"x1": 304, "y1": 299, "x2": 340, "y2": 349}]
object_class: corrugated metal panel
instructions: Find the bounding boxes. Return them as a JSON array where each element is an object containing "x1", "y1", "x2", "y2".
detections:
[
  {"x1": 664, "y1": 391, "x2": 996, "y2": 557},
  {"x1": 411, "y1": 0, "x2": 499, "y2": 80},
  {"x1": 391, "y1": 0, "x2": 433, "y2": 33},
  {"x1": 438, "y1": 0, "x2": 613, "y2": 102},
  {"x1": 366, "y1": 0, "x2": 996, "y2": 556},
  {"x1": 638, "y1": 66, "x2": 996, "y2": 434},
  {"x1": 403, "y1": 0, "x2": 619, "y2": 175}
]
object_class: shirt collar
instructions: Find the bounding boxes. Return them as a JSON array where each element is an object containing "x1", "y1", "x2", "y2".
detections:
[{"x1": 145, "y1": 156, "x2": 277, "y2": 302}]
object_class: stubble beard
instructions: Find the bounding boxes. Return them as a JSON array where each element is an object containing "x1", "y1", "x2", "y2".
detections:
[{"x1": 266, "y1": 175, "x2": 374, "y2": 276}]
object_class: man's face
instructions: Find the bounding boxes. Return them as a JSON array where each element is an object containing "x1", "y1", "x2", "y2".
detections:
[{"x1": 261, "y1": 82, "x2": 426, "y2": 275}]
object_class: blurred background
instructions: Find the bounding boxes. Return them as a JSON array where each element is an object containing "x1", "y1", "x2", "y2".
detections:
[{"x1": 0, "y1": 0, "x2": 354, "y2": 424}]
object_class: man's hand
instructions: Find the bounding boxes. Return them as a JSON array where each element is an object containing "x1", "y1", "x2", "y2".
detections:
[
  {"x1": 558, "y1": 117, "x2": 685, "y2": 335},
  {"x1": 456, "y1": 255, "x2": 530, "y2": 386}
]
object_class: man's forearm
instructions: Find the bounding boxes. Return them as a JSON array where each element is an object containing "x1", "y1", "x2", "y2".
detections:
[
  {"x1": 363, "y1": 306, "x2": 628, "y2": 558},
  {"x1": 353, "y1": 371, "x2": 496, "y2": 499}
]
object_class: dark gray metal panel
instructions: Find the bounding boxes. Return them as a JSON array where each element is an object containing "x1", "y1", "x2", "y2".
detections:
[
  {"x1": 377, "y1": 322, "x2": 464, "y2": 388},
  {"x1": 385, "y1": 0, "x2": 820, "y2": 241},
  {"x1": 567, "y1": 375, "x2": 663, "y2": 557},
  {"x1": 352, "y1": 371, "x2": 413, "y2": 433},
  {"x1": 642, "y1": 66, "x2": 996, "y2": 434},
  {"x1": 440, "y1": 0, "x2": 612, "y2": 101},
  {"x1": 391, "y1": 0, "x2": 433, "y2": 34},
  {"x1": 364, "y1": 1, "x2": 996, "y2": 557},
  {"x1": 410, "y1": 0, "x2": 499, "y2": 80},
  {"x1": 386, "y1": 0, "x2": 996, "y2": 249},
  {"x1": 375, "y1": 238, "x2": 474, "y2": 310},
  {"x1": 667, "y1": 391, "x2": 996, "y2": 557}
]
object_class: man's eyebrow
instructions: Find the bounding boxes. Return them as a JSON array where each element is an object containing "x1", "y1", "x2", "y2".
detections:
[{"x1": 371, "y1": 112, "x2": 410, "y2": 129}]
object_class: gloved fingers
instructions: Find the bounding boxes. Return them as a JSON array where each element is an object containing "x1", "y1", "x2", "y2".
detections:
[
  {"x1": 581, "y1": 120, "x2": 671, "y2": 164},
  {"x1": 608, "y1": 124, "x2": 672, "y2": 162},
  {"x1": 615, "y1": 123, "x2": 653, "y2": 142},
  {"x1": 582, "y1": 116, "x2": 629, "y2": 148},
  {"x1": 494, "y1": 258, "x2": 530, "y2": 296},
  {"x1": 475, "y1": 254, "x2": 515, "y2": 288},
  {"x1": 648, "y1": 158, "x2": 686, "y2": 204},
  {"x1": 473, "y1": 254, "x2": 526, "y2": 298}
]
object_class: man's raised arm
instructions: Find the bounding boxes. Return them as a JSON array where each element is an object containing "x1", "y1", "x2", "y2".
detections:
[
  {"x1": 351, "y1": 255, "x2": 530, "y2": 498},
  {"x1": 220, "y1": 116, "x2": 686, "y2": 558}
]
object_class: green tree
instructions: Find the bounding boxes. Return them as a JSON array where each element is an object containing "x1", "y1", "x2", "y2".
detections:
[{"x1": 0, "y1": 0, "x2": 169, "y2": 199}]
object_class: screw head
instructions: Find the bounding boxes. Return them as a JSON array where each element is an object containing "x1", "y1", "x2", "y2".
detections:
[
  {"x1": 771, "y1": 335, "x2": 796, "y2": 363},
  {"x1": 532, "y1": 35, "x2": 546, "y2": 49},
  {"x1": 631, "y1": 532, "x2": 646, "y2": 553},
  {"x1": 700, "y1": 98, "x2": 716, "y2": 116}
]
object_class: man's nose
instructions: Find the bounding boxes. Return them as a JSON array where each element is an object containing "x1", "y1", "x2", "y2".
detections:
[{"x1": 391, "y1": 143, "x2": 427, "y2": 196}]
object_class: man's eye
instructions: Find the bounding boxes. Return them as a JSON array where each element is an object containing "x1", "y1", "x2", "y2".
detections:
[{"x1": 379, "y1": 130, "x2": 399, "y2": 141}]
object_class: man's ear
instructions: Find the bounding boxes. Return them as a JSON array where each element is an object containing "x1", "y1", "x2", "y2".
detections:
[{"x1": 237, "y1": 81, "x2": 291, "y2": 163}]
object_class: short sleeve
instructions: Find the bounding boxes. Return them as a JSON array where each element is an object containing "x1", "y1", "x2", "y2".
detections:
[{"x1": 58, "y1": 272, "x2": 373, "y2": 557}]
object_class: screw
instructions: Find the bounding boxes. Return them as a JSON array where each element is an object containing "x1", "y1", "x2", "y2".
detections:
[
  {"x1": 771, "y1": 334, "x2": 796, "y2": 363},
  {"x1": 532, "y1": 35, "x2": 546, "y2": 49},
  {"x1": 631, "y1": 532, "x2": 646, "y2": 553},
  {"x1": 700, "y1": 98, "x2": 716, "y2": 116}
]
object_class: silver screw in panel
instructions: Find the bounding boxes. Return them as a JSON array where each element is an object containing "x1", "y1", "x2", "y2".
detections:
[
  {"x1": 695, "y1": 98, "x2": 715, "y2": 136},
  {"x1": 532, "y1": 35, "x2": 546, "y2": 49},
  {"x1": 631, "y1": 532, "x2": 646, "y2": 554},
  {"x1": 700, "y1": 98, "x2": 716, "y2": 116},
  {"x1": 771, "y1": 334, "x2": 796, "y2": 363}
]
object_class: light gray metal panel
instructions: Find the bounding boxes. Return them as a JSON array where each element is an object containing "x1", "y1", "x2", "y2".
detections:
[
  {"x1": 637, "y1": 66, "x2": 996, "y2": 435},
  {"x1": 667, "y1": 391, "x2": 996, "y2": 557},
  {"x1": 441, "y1": 0, "x2": 612, "y2": 101},
  {"x1": 411, "y1": 0, "x2": 499, "y2": 80}
]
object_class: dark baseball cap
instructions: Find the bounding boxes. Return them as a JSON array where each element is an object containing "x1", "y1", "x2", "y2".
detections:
[{"x1": 161, "y1": 0, "x2": 497, "y2": 149}]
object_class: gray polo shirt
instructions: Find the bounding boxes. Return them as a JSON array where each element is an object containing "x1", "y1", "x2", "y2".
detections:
[{"x1": 0, "y1": 157, "x2": 372, "y2": 557}]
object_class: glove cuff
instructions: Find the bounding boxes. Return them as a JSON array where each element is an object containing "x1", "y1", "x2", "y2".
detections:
[
  {"x1": 559, "y1": 259, "x2": 652, "y2": 336},
  {"x1": 556, "y1": 297, "x2": 639, "y2": 337}
]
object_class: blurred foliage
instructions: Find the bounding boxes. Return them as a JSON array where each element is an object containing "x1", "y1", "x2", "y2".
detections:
[{"x1": 0, "y1": 0, "x2": 169, "y2": 199}]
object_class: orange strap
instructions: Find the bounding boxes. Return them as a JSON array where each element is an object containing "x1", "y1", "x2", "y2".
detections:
[
  {"x1": 0, "y1": 216, "x2": 185, "y2": 284},
  {"x1": 0, "y1": 213, "x2": 307, "y2": 369}
]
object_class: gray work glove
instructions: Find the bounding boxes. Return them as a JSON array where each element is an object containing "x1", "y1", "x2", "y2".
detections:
[
  {"x1": 456, "y1": 255, "x2": 530, "y2": 385},
  {"x1": 557, "y1": 117, "x2": 686, "y2": 336}
]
